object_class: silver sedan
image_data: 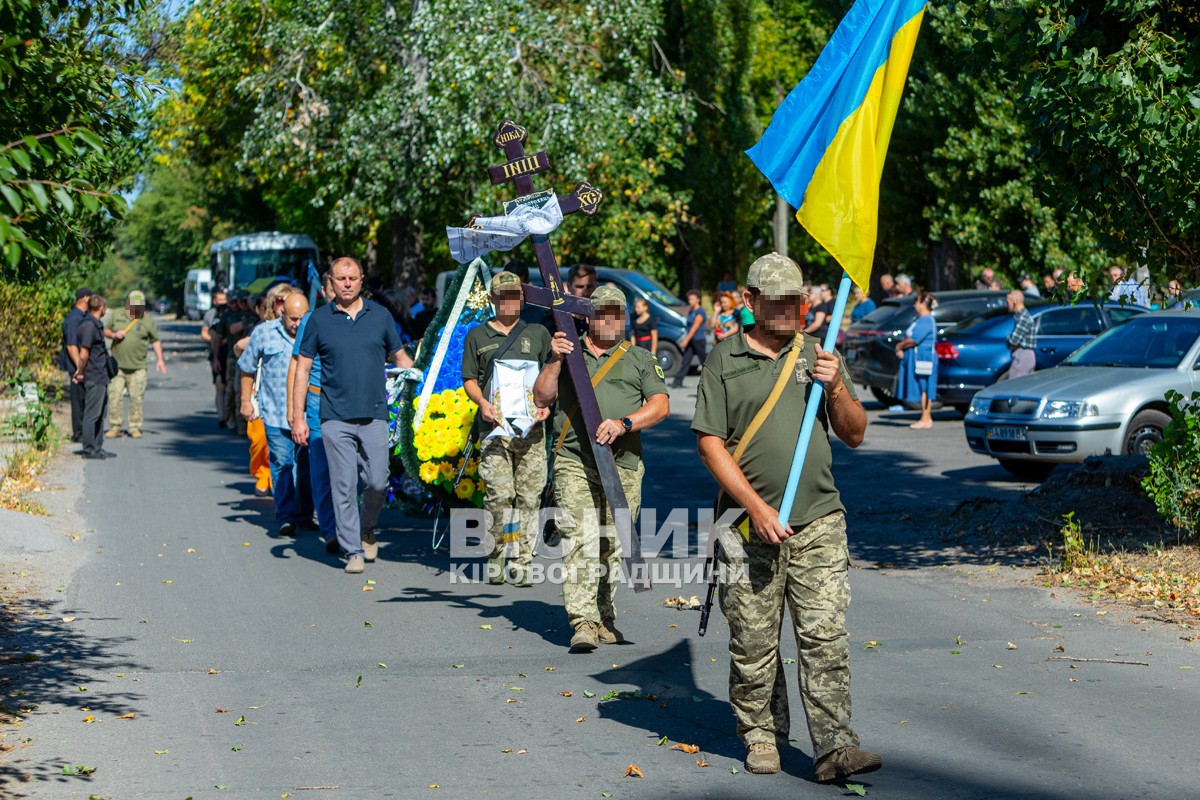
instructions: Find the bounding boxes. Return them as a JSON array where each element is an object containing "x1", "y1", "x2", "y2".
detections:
[{"x1": 963, "y1": 310, "x2": 1200, "y2": 480}]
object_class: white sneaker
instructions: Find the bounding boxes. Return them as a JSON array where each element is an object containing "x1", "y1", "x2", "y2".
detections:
[{"x1": 344, "y1": 555, "x2": 365, "y2": 574}]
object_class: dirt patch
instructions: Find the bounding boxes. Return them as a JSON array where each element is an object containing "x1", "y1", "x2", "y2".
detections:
[{"x1": 943, "y1": 455, "x2": 1200, "y2": 626}]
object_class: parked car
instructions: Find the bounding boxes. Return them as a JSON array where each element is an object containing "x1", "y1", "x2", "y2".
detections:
[
  {"x1": 183, "y1": 268, "x2": 213, "y2": 321},
  {"x1": 963, "y1": 310, "x2": 1200, "y2": 480},
  {"x1": 936, "y1": 302, "x2": 1148, "y2": 415},
  {"x1": 435, "y1": 265, "x2": 692, "y2": 377},
  {"x1": 844, "y1": 290, "x2": 1033, "y2": 405},
  {"x1": 153, "y1": 298, "x2": 173, "y2": 315}
]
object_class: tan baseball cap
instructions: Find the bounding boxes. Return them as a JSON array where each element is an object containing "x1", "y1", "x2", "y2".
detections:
[
  {"x1": 747, "y1": 253, "x2": 806, "y2": 296},
  {"x1": 590, "y1": 283, "x2": 626, "y2": 310},
  {"x1": 491, "y1": 270, "x2": 523, "y2": 293},
  {"x1": 127, "y1": 290, "x2": 146, "y2": 306}
]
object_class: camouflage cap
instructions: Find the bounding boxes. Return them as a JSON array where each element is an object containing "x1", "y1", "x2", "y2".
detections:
[
  {"x1": 127, "y1": 290, "x2": 146, "y2": 306},
  {"x1": 747, "y1": 252, "x2": 806, "y2": 296},
  {"x1": 590, "y1": 283, "x2": 626, "y2": 311},
  {"x1": 491, "y1": 270, "x2": 523, "y2": 293}
]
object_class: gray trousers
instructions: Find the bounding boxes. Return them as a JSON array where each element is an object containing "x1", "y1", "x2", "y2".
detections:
[
  {"x1": 81, "y1": 381, "x2": 109, "y2": 456},
  {"x1": 1009, "y1": 348, "x2": 1036, "y2": 379},
  {"x1": 321, "y1": 418, "x2": 389, "y2": 558}
]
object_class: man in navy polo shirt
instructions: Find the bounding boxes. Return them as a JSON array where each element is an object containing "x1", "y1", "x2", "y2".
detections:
[{"x1": 291, "y1": 257, "x2": 414, "y2": 574}]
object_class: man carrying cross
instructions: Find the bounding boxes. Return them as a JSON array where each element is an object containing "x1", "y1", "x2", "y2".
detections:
[
  {"x1": 461, "y1": 271, "x2": 553, "y2": 587},
  {"x1": 534, "y1": 284, "x2": 669, "y2": 652}
]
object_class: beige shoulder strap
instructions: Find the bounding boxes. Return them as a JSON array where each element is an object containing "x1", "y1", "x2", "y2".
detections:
[
  {"x1": 718, "y1": 333, "x2": 803, "y2": 503},
  {"x1": 553, "y1": 340, "x2": 633, "y2": 454}
]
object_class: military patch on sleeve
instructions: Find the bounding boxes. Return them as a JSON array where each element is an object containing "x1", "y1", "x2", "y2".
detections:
[{"x1": 654, "y1": 365, "x2": 665, "y2": 381}]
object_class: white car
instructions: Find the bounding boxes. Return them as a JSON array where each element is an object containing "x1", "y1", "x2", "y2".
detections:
[{"x1": 964, "y1": 310, "x2": 1200, "y2": 479}]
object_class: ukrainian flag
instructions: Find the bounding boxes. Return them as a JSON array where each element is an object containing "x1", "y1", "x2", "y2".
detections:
[{"x1": 746, "y1": 0, "x2": 926, "y2": 290}]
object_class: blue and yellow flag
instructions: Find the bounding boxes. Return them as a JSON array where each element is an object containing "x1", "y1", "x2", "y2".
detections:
[{"x1": 746, "y1": 0, "x2": 926, "y2": 290}]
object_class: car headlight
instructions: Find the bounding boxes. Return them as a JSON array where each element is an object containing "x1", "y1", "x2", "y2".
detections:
[
  {"x1": 967, "y1": 397, "x2": 989, "y2": 416},
  {"x1": 1040, "y1": 400, "x2": 1099, "y2": 419}
]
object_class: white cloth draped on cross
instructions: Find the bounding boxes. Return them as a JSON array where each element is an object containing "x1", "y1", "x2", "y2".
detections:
[{"x1": 446, "y1": 192, "x2": 563, "y2": 264}]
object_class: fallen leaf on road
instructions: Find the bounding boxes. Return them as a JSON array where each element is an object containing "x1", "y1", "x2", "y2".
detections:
[
  {"x1": 215, "y1": 785, "x2": 231, "y2": 790},
  {"x1": 172, "y1": 638, "x2": 193, "y2": 644},
  {"x1": 730, "y1": 767, "x2": 739, "y2": 774},
  {"x1": 544, "y1": 666, "x2": 556, "y2": 671},
  {"x1": 355, "y1": 676, "x2": 362, "y2": 688},
  {"x1": 695, "y1": 759, "x2": 710, "y2": 767},
  {"x1": 1055, "y1": 645, "x2": 1066, "y2": 652},
  {"x1": 428, "y1": 785, "x2": 439, "y2": 789},
  {"x1": 668, "y1": 623, "x2": 677, "y2": 628},
  {"x1": 506, "y1": 698, "x2": 517, "y2": 704},
  {"x1": 480, "y1": 624, "x2": 492, "y2": 630},
  {"x1": 61, "y1": 616, "x2": 76, "y2": 622},
  {"x1": 670, "y1": 743, "x2": 700, "y2": 754},
  {"x1": 208, "y1": 668, "x2": 219, "y2": 674},
  {"x1": 1007, "y1": 642, "x2": 1019, "y2": 650},
  {"x1": 624, "y1": 764, "x2": 644, "y2": 778},
  {"x1": 362, "y1": 586, "x2": 374, "y2": 592},
  {"x1": 501, "y1": 749, "x2": 513, "y2": 753},
  {"x1": 116, "y1": 713, "x2": 136, "y2": 720},
  {"x1": 846, "y1": 783, "x2": 867, "y2": 796},
  {"x1": 243, "y1": 543, "x2": 250, "y2": 547},
  {"x1": 378, "y1": 663, "x2": 387, "y2": 669},
  {"x1": 560, "y1": 691, "x2": 573, "y2": 697},
  {"x1": 234, "y1": 715, "x2": 246, "y2": 726},
  {"x1": 656, "y1": 736, "x2": 668, "y2": 746},
  {"x1": 583, "y1": 690, "x2": 595, "y2": 698},
  {"x1": 452, "y1": 664, "x2": 465, "y2": 669},
  {"x1": 154, "y1": 749, "x2": 169, "y2": 755},
  {"x1": 366, "y1": 579, "x2": 376, "y2": 585},
  {"x1": 993, "y1": 664, "x2": 1004, "y2": 669},
  {"x1": 864, "y1": 641, "x2": 882, "y2": 650},
  {"x1": 517, "y1": 749, "x2": 527, "y2": 754},
  {"x1": 231, "y1": 745, "x2": 241, "y2": 751},
  {"x1": 186, "y1": 548, "x2": 195, "y2": 553},
  {"x1": 363, "y1": 621, "x2": 373, "y2": 627},
  {"x1": 162, "y1": 580, "x2": 173, "y2": 584},
  {"x1": 215, "y1": 708, "x2": 233, "y2": 713},
  {"x1": 576, "y1": 716, "x2": 586, "y2": 723},
  {"x1": 82, "y1": 715, "x2": 95, "y2": 723}
]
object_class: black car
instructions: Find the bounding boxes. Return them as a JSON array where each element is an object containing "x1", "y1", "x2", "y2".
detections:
[{"x1": 844, "y1": 290, "x2": 1043, "y2": 405}]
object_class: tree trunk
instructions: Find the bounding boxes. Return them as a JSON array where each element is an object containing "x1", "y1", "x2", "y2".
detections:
[
  {"x1": 928, "y1": 237, "x2": 961, "y2": 292},
  {"x1": 388, "y1": 213, "x2": 425, "y2": 289}
]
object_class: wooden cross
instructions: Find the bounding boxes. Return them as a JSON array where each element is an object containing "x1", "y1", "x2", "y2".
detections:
[{"x1": 482, "y1": 119, "x2": 650, "y2": 592}]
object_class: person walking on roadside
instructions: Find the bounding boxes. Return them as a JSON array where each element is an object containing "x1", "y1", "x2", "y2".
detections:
[
  {"x1": 533, "y1": 283, "x2": 670, "y2": 652},
  {"x1": 673, "y1": 289, "x2": 708, "y2": 388},
  {"x1": 105, "y1": 290, "x2": 166, "y2": 439},
  {"x1": 60, "y1": 287, "x2": 92, "y2": 442},
  {"x1": 292, "y1": 257, "x2": 414, "y2": 574},
  {"x1": 894, "y1": 291, "x2": 938, "y2": 429},
  {"x1": 239, "y1": 291, "x2": 310, "y2": 538},
  {"x1": 290, "y1": 272, "x2": 339, "y2": 552},
  {"x1": 1005, "y1": 290, "x2": 1037, "y2": 379},
  {"x1": 202, "y1": 287, "x2": 228, "y2": 426},
  {"x1": 462, "y1": 271, "x2": 553, "y2": 587},
  {"x1": 73, "y1": 295, "x2": 115, "y2": 460},
  {"x1": 692, "y1": 252, "x2": 879, "y2": 783}
]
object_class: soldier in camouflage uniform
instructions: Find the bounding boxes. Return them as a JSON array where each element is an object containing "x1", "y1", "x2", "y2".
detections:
[
  {"x1": 534, "y1": 284, "x2": 670, "y2": 652},
  {"x1": 691, "y1": 253, "x2": 881, "y2": 782},
  {"x1": 462, "y1": 271, "x2": 553, "y2": 586}
]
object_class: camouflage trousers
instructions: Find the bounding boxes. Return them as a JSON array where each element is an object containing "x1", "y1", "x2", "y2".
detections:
[
  {"x1": 478, "y1": 426, "x2": 547, "y2": 582},
  {"x1": 718, "y1": 510, "x2": 857, "y2": 759},
  {"x1": 107, "y1": 368, "x2": 147, "y2": 433},
  {"x1": 553, "y1": 457, "x2": 643, "y2": 627}
]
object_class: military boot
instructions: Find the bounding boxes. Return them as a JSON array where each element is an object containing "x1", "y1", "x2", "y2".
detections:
[
  {"x1": 570, "y1": 621, "x2": 599, "y2": 652},
  {"x1": 813, "y1": 746, "x2": 882, "y2": 783},
  {"x1": 597, "y1": 621, "x2": 624, "y2": 644},
  {"x1": 485, "y1": 552, "x2": 506, "y2": 585},
  {"x1": 745, "y1": 742, "x2": 780, "y2": 774}
]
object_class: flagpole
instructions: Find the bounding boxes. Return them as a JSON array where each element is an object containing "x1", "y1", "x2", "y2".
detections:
[{"x1": 777, "y1": 270, "x2": 854, "y2": 526}]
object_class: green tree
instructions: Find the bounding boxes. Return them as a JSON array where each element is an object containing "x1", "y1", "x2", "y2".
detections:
[
  {"x1": 971, "y1": 0, "x2": 1200, "y2": 288},
  {"x1": 0, "y1": 0, "x2": 151, "y2": 281}
]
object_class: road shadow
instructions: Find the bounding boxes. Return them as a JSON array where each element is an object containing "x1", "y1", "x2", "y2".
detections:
[
  {"x1": 383, "y1": 586, "x2": 570, "y2": 647},
  {"x1": 0, "y1": 598, "x2": 146, "y2": 793}
]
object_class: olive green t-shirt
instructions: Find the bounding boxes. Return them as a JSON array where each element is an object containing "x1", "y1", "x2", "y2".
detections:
[
  {"x1": 551, "y1": 338, "x2": 669, "y2": 471},
  {"x1": 106, "y1": 308, "x2": 160, "y2": 372},
  {"x1": 691, "y1": 331, "x2": 858, "y2": 530},
  {"x1": 461, "y1": 320, "x2": 553, "y2": 437}
]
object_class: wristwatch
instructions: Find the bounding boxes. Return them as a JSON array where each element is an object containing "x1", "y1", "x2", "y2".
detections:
[{"x1": 620, "y1": 417, "x2": 633, "y2": 432}]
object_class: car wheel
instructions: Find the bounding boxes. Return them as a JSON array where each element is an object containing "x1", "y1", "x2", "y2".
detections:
[
  {"x1": 998, "y1": 459, "x2": 1056, "y2": 481},
  {"x1": 656, "y1": 341, "x2": 685, "y2": 378},
  {"x1": 870, "y1": 386, "x2": 897, "y2": 405},
  {"x1": 1123, "y1": 409, "x2": 1170, "y2": 456}
]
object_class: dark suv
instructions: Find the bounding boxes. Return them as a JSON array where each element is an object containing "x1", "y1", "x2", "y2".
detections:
[
  {"x1": 436, "y1": 265, "x2": 692, "y2": 376},
  {"x1": 843, "y1": 290, "x2": 1036, "y2": 405}
]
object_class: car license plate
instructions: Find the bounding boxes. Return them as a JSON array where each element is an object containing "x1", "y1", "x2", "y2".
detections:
[{"x1": 986, "y1": 425, "x2": 1027, "y2": 441}]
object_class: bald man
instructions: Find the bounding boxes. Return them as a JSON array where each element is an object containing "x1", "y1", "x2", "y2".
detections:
[{"x1": 239, "y1": 290, "x2": 311, "y2": 537}]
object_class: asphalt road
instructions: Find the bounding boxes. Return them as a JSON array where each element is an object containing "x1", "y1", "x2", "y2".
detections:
[{"x1": 3, "y1": 319, "x2": 1198, "y2": 799}]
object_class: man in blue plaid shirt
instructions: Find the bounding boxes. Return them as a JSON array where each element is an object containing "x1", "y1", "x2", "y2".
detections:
[
  {"x1": 240, "y1": 292, "x2": 311, "y2": 537},
  {"x1": 1006, "y1": 290, "x2": 1037, "y2": 379}
]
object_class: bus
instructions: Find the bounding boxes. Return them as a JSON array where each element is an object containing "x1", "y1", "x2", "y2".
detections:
[{"x1": 209, "y1": 232, "x2": 321, "y2": 306}]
